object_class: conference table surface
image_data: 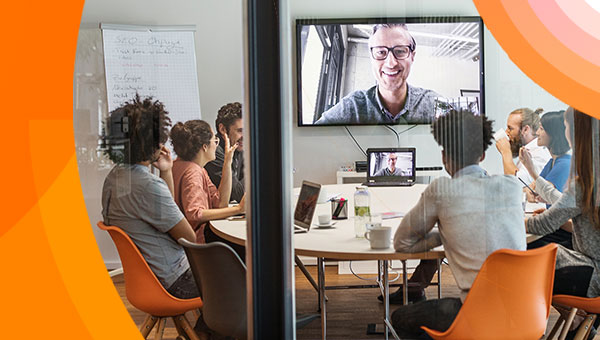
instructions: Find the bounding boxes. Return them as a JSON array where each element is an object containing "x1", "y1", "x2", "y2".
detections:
[
  {"x1": 211, "y1": 183, "x2": 445, "y2": 340},
  {"x1": 211, "y1": 183, "x2": 446, "y2": 261},
  {"x1": 210, "y1": 182, "x2": 539, "y2": 340}
]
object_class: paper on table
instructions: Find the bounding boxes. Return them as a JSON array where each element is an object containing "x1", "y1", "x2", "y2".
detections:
[{"x1": 381, "y1": 211, "x2": 405, "y2": 220}]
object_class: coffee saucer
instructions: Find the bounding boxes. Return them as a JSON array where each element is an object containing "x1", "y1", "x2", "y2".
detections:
[{"x1": 315, "y1": 222, "x2": 335, "y2": 229}]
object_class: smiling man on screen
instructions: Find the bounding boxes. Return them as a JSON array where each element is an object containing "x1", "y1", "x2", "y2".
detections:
[{"x1": 315, "y1": 24, "x2": 441, "y2": 125}]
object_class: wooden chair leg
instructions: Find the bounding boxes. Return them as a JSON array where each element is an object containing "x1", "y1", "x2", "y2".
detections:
[
  {"x1": 547, "y1": 315, "x2": 565, "y2": 340},
  {"x1": 140, "y1": 314, "x2": 158, "y2": 339},
  {"x1": 191, "y1": 308, "x2": 201, "y2": 320},
  {"x1": 573, "y1": 314, "x2": 597, "y2": 340},
  {"x1": 173, "y1": 316, "x2": 187, "y2": 338},
  {"x1": 173, "y1": 314, "x2": 207, "y2": 340},
  {"x1": 559, "y1": 308, "x2": 579, "y2": 340},
  {"x1": 154, "y1": 317, "x2": 167, "y2": 340}
]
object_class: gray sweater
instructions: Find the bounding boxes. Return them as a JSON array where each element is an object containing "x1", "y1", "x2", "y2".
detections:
[
  {"x1": 394, "y1": 165, "x2": 526, "y2": 301},
  {"x1": 315, "y1": 84, "x2": 440, "y2": 125},
  {"x1": 535, "y1": 176, "x2": 562, "y2": 205},
  {"x1": 527, "y1": 182, "x2": 600, "y2": 298}
]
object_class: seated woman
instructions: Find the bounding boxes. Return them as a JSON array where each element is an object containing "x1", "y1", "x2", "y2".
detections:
[
  {"x1": 520, "y1": 110, "x2": 572, "y2": 249},
  {"x1": 526, "y1": 108, "x2": 600, "y2": 339},
  {"x1": 170, "y1": 120, "x2": 245, "y2": 244}
]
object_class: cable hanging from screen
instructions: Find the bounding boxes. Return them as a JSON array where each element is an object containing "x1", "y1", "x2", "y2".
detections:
[
  {"x1": 384, "y1": 124, "x2": 419, "y2": 147},
  {"x1": 384, "y1": 125, "x2": 400, "y2": 147},
  {"x1": 399, "y1": 125, "x2": 418, "y2": 135},
  {"x1": 344, "y1": 126, "x2": 367, "y2": 157}
]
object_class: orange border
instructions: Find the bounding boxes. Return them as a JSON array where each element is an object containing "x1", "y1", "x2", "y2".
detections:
[{"x1": 2, "y1": 1, "x2": 599, "y2": 338}]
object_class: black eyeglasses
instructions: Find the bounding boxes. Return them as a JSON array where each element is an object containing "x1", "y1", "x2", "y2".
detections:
[
  {"x1": 211, "y1": 136, "x2": 220, "y2": 145},
  {"x1": 369, "y1": 45, "x2": 413, "y2": 60}
]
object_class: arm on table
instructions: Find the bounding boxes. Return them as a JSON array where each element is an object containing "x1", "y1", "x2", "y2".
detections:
[
  {"x1": 393, "y1": 190, "x2": 442, "y2": 253},
  {"x1": 526, "y1": 188, "x2": 579, "y2": 235}
]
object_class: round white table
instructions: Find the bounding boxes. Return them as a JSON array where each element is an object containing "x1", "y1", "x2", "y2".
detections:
[{"x1": 211, "y1": 183, "x2": 446, "y2": 340}]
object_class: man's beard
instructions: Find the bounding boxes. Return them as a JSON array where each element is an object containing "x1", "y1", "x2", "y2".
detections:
[{"x1": 510, "y1": 138, "x2": 522, "y2": 158}]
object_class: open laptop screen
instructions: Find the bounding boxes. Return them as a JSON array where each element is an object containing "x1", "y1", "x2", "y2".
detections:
[
  {"x1": 367, "y1": 148, "x2": 416, "y2": 183},
  {"x1": 294, "y1": 180, "x2": 321, "y2": 229}
]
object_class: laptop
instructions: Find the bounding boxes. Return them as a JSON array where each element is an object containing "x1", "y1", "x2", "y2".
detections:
[
  {"x1": 293, "y1": 180, "x2": 321, "y2": 233},
  {"x1": 363, "y1": 148, "x2": 416, "y2": 187}
]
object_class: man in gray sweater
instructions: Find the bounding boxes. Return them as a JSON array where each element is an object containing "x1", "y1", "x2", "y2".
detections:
[
  {"x1": 205, "y1": 102, "x2": 245, "y2": 202},
  {"x1": 391, "y1": 109, "x2": 526, "y2": 338}
]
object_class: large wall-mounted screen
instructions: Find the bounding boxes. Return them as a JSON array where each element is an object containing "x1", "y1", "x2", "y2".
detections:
[{"x1": 296, "y1": 17, "x2": 484, "y2": 126}]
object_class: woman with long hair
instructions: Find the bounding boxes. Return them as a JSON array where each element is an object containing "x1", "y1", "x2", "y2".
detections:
[
  {"x1": 526, "y1": 108, "x2": 600, "y2": 339},
  {"x1": 170, "y1": 120, "x2": 245, "y2": 243}
]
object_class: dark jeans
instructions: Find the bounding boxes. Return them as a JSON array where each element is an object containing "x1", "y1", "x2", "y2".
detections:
[
  {"x1": 527, "y1": 229, "x2": 573, "y2": 250},
  {"x1": 391, "y1": 298, "x2": 462, "y2": 339},
  {"x1": 553, "y1": 266, "x2": 599, "y2": 340},
  {"x1": 167, "y1": 268, "x2": 201, "y2": 299},
  {"x1": 166, "y1": 269, "x2": 207, "y2": 334},
  {"x1": 409, "y1": 259, "x2": 438, "y2": 289}
]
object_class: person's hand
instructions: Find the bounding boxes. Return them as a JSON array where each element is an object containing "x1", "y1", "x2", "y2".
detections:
[
  {"x1": 495, "y1": 138, "x2": 511, "y2": 157},
  {"x1": 535, "y1": 195, "x2": 547, "y2": 204},
  {"x1": 519, "y1": 147, "x2": 536, "y2": 176},
  {"x1": 152, "y1": 145, "x2": 173, "y2": 172},
  {"x1": 223, "y1": 133, "x2": 238, "y2": 165},
  {"x1": 532, "y1": 208, "x2": 545, "y2": 216},
  {"x1": 525, "y1": 189, "x2": 537, "y2": 203},
  {"x1": 237, "y1": 194, "x2": 246, "y2": 213}
]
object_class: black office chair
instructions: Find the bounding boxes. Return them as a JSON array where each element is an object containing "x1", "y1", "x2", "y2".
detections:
[{"x1": 178, "y1": 239, "x2": 319, "y2": 340}]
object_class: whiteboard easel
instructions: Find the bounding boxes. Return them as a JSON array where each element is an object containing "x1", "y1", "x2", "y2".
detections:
[{"x1": 101, "y1": 23, "x2": 202, "y2": 124}]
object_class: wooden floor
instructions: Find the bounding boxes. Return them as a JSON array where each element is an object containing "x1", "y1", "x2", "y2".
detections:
[{"x1": 113, "y1": 263, "x2": 597, "y2": 340}]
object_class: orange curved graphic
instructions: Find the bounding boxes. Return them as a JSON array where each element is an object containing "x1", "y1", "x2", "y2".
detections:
[
  {"x1": 0, "y1": 1, "x2": 142, "y2": 339},
  {"x1": 474, "y1": 0, "x2": 600, "y2": 117}
]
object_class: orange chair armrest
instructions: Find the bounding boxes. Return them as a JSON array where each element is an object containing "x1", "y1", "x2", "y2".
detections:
[
  {"x1": 421, "y1": 325, "x2": 446, "y2": 339},
  {"x1": 553, "y1": 295, "x2": 600, "y2": 314}
]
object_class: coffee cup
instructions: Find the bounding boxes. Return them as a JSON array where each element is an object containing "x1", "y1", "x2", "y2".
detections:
[
  {"x1": 364, "y1": 226, "x2": 392, "y2": 249},
  {"x1": 493, "y1": 128, "x2": 509, "y2": 142},
  {"x1": 318, "y1": 214, "x2": 331, "y2": 225}
]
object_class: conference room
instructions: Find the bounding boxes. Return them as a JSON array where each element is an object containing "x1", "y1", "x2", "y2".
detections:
[{"x1": 74, "y1": 0, "x2": 600, "y2": 339}]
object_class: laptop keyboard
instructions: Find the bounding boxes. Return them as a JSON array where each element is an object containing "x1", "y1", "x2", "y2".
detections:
[{"x1": 363, "y1": 182, "x2": 415, "y2": 187}]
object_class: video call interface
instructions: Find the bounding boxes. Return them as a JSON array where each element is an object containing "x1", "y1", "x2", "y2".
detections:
[
  {"x1": 297, "y1": 18, "x2": 483, "y2": 126},
  {"x1": 369, "y1": 151, "x2": 414, "y2": 178}
]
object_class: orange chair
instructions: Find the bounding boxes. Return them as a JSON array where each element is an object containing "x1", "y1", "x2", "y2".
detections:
[
  {"x1": 546, "y1": 295, "x2": 600, "y2": 340},
  {"x1": 422, "y1": 243, "x2": 558, "y2": 340},
  {"x1": 98, "y1": 222, "x2": 205, "y2": 340}
]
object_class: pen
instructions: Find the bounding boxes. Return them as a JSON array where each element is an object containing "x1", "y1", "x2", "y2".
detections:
[{"x1": 517, "y1": 177, "x2": 539, "y2": 197}]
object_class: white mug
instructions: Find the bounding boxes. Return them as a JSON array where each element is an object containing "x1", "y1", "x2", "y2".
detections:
[
  {"x1": 364, "y1": 226, "x2": 392, "y2": 249},
  {"x1": 318, "y1": 214, "x2": 331, "y2": 225},
  {"x1": 493, "y1": 128, "x2": 509, "y2": 142}
]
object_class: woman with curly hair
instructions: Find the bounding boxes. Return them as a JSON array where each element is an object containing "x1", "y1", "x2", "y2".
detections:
[{"x1": 170, "y1": 120, "x2": 245, "y2": 244}]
